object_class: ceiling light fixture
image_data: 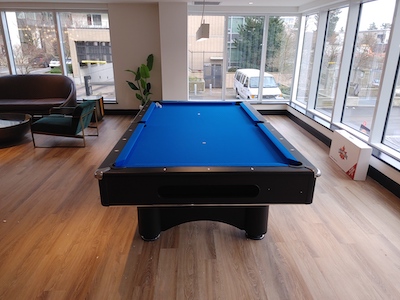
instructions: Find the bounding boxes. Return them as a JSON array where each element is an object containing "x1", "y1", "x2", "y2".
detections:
[{"x1": 196, "y1": 0, "x2": 209, "y2": 41}]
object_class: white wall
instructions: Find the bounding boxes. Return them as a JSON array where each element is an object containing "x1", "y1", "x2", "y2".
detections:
[{"x1": 159, "y1": 2, "x2": 188, "y2": 100}]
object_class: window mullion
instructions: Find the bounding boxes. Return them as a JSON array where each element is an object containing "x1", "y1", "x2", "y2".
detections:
[
  {"x1": 307, "y1": 10, "x2": 328, "y2": 111},
  {"x1": 54, "y1": 11, "x2": 67, "y2": 76},
  {"x1": 291, "y1": 16, "x2": 306, "y2": 103},
  {"x1": 257, "y1": 15, "x2": 268, "y2": 102},
  {"x1": 331, "y1": 2, "x2": 360, "y2": 125},
  {"x1": 222, "y1": 15, "x2": 228, "y2": 101},
  {"x1": 369, "y1": 1, "x2": 400, "y2": 145},
  {"x1": 1, "y1": 12, "x2": 17, "y2": 74}
]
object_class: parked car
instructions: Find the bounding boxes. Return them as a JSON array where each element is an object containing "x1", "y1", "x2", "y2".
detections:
[
  {"x1": 31, "y1": 54, "x2": 53, "y2": 68},
  {"x1": 49, "y1": 57, "x2": 60, "y2": 68},
  {"x1": 49, "y1": 57, "x2": 72, "y2": 68},
  {"x1": 372, "y1": 79, "x2": 380, "y2": 87},
  {"x1": 234, "y1": 68, "x2": 283, "y2": 100}
]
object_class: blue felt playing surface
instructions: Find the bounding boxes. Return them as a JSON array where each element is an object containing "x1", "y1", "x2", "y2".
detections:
[{"x1": 114, "y1": 102, "x2": 299, "y2": 168}]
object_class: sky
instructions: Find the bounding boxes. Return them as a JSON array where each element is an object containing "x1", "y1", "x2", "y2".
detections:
[{"x1": 358, "y1": 0, "x2": 396, "y2": 31}]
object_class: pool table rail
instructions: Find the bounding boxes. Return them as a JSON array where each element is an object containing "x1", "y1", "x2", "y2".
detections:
[{"x1": 97, "y1": 168, "x2": 316, "y2": 206}]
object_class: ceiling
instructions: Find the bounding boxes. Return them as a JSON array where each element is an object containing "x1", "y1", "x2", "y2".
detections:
[
  {"x1": 0, "y1": 0, "x2": 336, "y2": 7},
  {"x1": 0, "y1": 0, "x2": 344, "y2": 13}
]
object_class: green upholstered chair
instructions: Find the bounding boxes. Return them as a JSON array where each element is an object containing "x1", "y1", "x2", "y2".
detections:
[{"x1": 31, "y1": 101, "x2": 98, "y2": 147}]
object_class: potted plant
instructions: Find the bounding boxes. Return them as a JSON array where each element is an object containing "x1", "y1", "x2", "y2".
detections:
[{"x1": 126, "y1": 54, "x2": 154, "y2": 107}]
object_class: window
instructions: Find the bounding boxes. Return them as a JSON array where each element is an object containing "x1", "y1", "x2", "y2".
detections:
[
  {"x1": 1, "y1": 10, "x2": 116, "y2": 102},
  {"x1": 59, "y1": 12, "x2": 115, "y2": 101},
  {"x1": 229, "y1": 16, "x2": 265, "y2": 101},
  {"x1": 342, "y1": 0, "x2": 396, "y2": 135},
  {"x1": 4, "y1": 11, "x2": 58, "y2": 75},
  {"x1": 188, "y1": 15, "x2": 225, "y2": 100},
  {"x1": 315, "y1": 7, "x2": 348, "y2": 116},
  {"x1": 266, "y1": 16, "x2": 299, "y2": 100},
  {"x1": 232, "y1": 16, "x2": 265, "y2": 70},
  {"x1": 0, "y1": 21, "x2": 9, "y2": 74},
  {"x1": 382, "y1": 59, "x2": 400, "y2": 151},
  {"x1": 227, "y1": 16, "x2": 244, "y2": 43},
  {"x1": 87, "y1": 14, "x2": 92, "y2": 26},
  {"x1": 87, "y1": 14, "x2": 102, "y2": 27},
  {"x1": 188, "y1": 14, "x2": 298, "y2": 102},
  {"x1": 92, "y1": 15, "x2": 102, "y2": 26},
  {"x1": 75, "y1": 41, "x2": 112, "y2": 63},
  {"x1": 296, "y1": 14, "x2": 318, "y2": 105},
  {"x1": 227, "y1": 16, "x2": 245, "y2": 70}
]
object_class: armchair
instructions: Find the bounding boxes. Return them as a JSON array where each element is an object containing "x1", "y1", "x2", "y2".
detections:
[{"x1": 31, "y1": 101, "x2": 98, "y2": 147}]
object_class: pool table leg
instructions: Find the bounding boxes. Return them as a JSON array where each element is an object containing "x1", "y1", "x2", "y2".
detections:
[
  {"x1": 244, "y1": 206, "x2": 269, "y2": 240},
  {"x1": 137, "y1": 207, "x2": 161, "y2": 241},
  {"x1": 137, "y1": 205, "x2": 268, "y2": 241}
]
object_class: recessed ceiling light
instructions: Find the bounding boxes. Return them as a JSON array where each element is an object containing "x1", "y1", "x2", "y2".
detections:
[{"x1": 249, "y1": 2, "x2": 254, "y2": 4}]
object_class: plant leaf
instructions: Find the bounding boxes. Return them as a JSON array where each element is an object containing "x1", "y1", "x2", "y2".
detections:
[
  {"x1": 125, "y1": 69, "x2": 137, "y2": 76},
  {"x1": 147, "y1": 54, "x2": 154, "y2": 71},
  {"x1": 134, "y1": 67, "x2": 141, "y2": 81},
  {"x1": 127, "y1": 54, "x2": 153, "y2": 104},
  {"x1": 140, "y1": 78, "x2": 147, "y2": 89},
  {"x1": 126, "y1": 81, "x2": 139, "y2": 90},
  {"x1": 140, "y1": 64, "x2": 150, "y2": 79}
]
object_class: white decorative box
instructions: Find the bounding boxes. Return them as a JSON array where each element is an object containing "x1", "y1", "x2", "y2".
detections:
[{"x1": 329, "y1": 130, "x2": 372, "y2": 180}]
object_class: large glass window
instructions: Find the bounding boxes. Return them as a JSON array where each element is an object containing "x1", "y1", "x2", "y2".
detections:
[
  {"x1": 228, "y1": 16, "x2": 265, "y2": 102},
  {"x1": 189, "y1": 15, "x2": 298, "y2": 102},
  {"x1": 5, "y1": 11, "x2": 58, "y2": 75},
  {"x1": 266, "y1": 16, "x2": 299, "y2": 100},
  {"x1": 59, "y1": 12, "x2": 115, "y2": 101},
  {"x1": 296, "y1": 14, "x2": 318, "y2": 105},
  {"x1": 383, "y1": 61, "x2": 400, "y2": 151},
  {"x1": 0, "y1": 20, "x2": 9, "y2": 76},
  {"x1": 1, "y1": 10, "x2": 116, "y2": 101},
  {"x1": 315, "y1": 7, "x2": 348, "y2": 116},
  {"x1": 188, "y1": 15, "x2": 225, "y2": 100},
  {"x1": 227, "y1": 16, "x2": 244, "y2": 57},
  {"x1": 342, "y1": 0, "x2": 396, "y2": 134}
]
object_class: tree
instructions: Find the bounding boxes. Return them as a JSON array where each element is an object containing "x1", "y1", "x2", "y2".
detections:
[
  {"x1": 326, "y1": 10, "x2": 340, "y2": 41},
  {"x1": 265, "y1": 17, "x2": 285, "y2": 72},
  {"x1": 368, "y1": 22, "x2": 378, "y2": 30},
  {"x1": 324, "y1": 10, "x2": 342, "y2": 66},
  {"x1": 234, "y1": 17, "x2": 264, "y2": 69},
  {"x1": 234, "y1": 16, "x2": 285, "y2": 71}
]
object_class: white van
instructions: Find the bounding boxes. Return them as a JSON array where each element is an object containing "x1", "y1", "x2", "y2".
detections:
[{"x1": 234, "y1": 69, "x2": 283, "y2": 100}]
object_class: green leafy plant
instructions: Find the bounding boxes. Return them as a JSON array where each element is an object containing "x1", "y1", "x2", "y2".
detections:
[{"x1": 126, "y1": 54, "x2": 154, "y2": 106}]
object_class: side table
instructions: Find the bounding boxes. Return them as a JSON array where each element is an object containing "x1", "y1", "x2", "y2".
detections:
[
  {"x1": 82, "y1": 95, "x2": 105, "y2": 121},
  {"x1": 0, "y1": 113, "x2": 32, "y2": 144}
]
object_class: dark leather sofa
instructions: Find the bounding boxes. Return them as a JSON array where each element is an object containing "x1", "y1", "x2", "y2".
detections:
[{"x1": 0, "y1": 74, "x2": 77, "y2": 115}]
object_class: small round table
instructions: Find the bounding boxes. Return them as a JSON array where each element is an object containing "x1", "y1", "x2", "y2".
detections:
[
  {"x1": 82, "y1": 95, "x2": 104, "y2": 121},
  {"x1": 0, "y1": 113, "x2": 32, "y2": 144}
]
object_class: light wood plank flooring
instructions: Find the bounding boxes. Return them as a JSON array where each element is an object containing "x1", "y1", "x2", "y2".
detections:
[{"x1": 0, "y1": 113, "x2": 399, "y2": 300}]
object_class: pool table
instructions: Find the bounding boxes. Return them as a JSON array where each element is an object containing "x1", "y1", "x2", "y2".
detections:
[{"x1": 95, "y1": 101, "x2": 320, "y2": 240}]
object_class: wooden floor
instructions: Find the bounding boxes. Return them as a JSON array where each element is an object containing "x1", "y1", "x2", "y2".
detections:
[{"x1": 0, "y1": 113, "x2": 399, "y2": 300}]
